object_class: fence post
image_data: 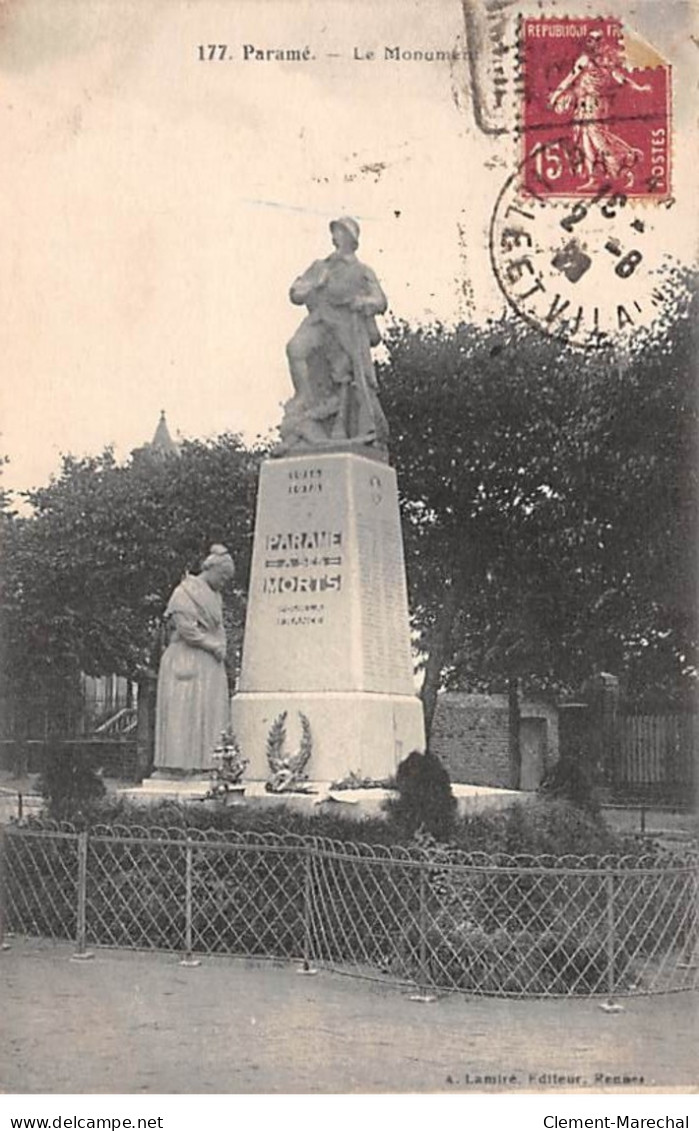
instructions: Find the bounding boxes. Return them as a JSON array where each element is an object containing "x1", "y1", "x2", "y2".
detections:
[
  {"x1": 599, "y1": 868, "x2": 623, "y2": 1012},
  {"x1": 71, "y1": 830, "x2": 94, "y2": 961},
  {"x1": 679, "y1": 868, "x2": 699, "y2": 971},
  {"x1": 180, "y1": 838, "x2": 200, "y2": 968},
  {"x1": 0, "y1": 826, "x2": 10, "y2": 951},
  {"x1": 298, "y1": 846, "x2": 317, "y2": 975},
  {"x1": 409, "y1": 862, "x2": 436, "y2": 1003}
]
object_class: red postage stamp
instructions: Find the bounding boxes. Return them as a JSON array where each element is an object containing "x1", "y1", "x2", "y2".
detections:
[{"x1": 521, "y1": 17, "x2": 671, "y2": 199}]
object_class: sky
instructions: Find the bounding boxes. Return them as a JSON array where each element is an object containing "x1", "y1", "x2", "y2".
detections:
[{"x1": 0, "y1": 0, "x2": 696, "y2": 497}]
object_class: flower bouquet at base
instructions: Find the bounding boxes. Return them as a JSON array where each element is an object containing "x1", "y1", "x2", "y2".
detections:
[{"x1": 208, "y1": 729, "x2": 248, "y2": 799}]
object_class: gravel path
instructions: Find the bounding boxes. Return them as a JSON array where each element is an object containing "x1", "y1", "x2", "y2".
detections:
[{"x1": 1, "y1": 938, "x2": 696, "y2": 1094}]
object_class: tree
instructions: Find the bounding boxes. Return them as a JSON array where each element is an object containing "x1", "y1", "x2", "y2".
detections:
[
  {"x1": 378, "y1": 284, "x2": 697, "y2": 750},
  {"x1": 1, "y1": 434, "x2": 266, "y2": 768}
]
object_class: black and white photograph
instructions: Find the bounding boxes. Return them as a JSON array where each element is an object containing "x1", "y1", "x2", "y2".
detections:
[{"x1": 0, "y1": 0, "x2": 696, "y2": 1108}]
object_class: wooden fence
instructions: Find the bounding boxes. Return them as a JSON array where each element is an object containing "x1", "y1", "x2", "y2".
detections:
[
  {"x1": 615, "y1": 714, "x2": 697, "y2": 795},
  {"x1": 0, "y1": 676, "x2": 139, "y2": 777}
]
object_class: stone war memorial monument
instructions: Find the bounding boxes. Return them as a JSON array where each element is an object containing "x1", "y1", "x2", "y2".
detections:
[{"x1": 231, "y1": 216, "x2": 426, "y2": 786}]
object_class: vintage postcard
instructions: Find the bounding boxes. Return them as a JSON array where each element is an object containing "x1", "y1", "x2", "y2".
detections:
[{"x1": 0, "y1": 0, "x2": 696, "y2": 1103}]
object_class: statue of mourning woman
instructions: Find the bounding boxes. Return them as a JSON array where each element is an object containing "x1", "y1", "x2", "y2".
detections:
[
  {"x1": 278, "y1": 216, "x2": 389, "y2": 456},
  {"x1": 153, "y1": 544, "x2": 236, "y2": 776}
]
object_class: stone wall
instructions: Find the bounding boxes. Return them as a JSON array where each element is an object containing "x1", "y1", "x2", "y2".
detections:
[{"x1": 430, "y1": 692, "x2": 559, "y2": 789}]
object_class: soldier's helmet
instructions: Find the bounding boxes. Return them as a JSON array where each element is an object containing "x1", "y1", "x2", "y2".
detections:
[{"x1": 329, "y1": 216, "x2": 360, "y2": 249}]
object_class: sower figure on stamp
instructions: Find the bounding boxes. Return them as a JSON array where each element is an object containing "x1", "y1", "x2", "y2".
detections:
[
  {"x1": 549, "y1": 30, "x2": 652, "y2": 191},
  {"x1": 279, "y1": 217, "x2": 389, "y2": 452}
]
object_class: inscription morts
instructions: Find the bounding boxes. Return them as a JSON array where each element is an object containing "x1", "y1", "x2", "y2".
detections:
[
  {"x1": 238, "y1": 453, "x2": 416, "y2": 696},
  {"x1": 262, "y1": 573, "x2": 341, "y2": 596},
  {"x1": 262, "y1": 528, "x2": 343, "y2": 597}
]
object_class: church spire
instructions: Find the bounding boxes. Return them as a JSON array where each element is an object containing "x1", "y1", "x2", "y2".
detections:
[{"x1": 150, "y1": 410, "x2": 180, "y2": 457}]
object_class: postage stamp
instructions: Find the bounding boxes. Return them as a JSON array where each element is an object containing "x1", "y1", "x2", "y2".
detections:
[{"x1": 521, "y1": 17, "x2": 671, "y2": 199}]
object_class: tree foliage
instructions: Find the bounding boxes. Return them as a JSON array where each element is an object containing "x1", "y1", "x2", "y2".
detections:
[
  {"x1": 378, "y1": 283, "x2": 697, "y2": 730},
  {"x1": 1, "y1": 435, "x2": 265, "y2": 694},
  {"x1": 38, "y1": 747, "x2": 107, "y2": 821}
]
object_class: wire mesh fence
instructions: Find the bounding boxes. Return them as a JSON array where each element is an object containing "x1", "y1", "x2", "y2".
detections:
[{"x1": 1, "y1": 821, "x2": 696, "y2": 998}]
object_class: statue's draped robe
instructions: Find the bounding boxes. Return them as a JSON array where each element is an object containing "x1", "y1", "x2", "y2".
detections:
[{"x1": 154, "y1": 575, "x2": 229, "y2": 772}]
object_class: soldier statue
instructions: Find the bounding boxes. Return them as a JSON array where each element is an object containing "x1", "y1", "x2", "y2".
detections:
[{"x1": 279, "y1": 217, "x2": 389, "y2": 453}]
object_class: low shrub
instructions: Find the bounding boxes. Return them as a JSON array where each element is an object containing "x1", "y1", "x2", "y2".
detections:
[
  {"x1": 454, "y1": 798, "x2": 633, "y2": 858},
  {"x1": 48, "y1": 784, "x2": 636, "y2": 861},
  {"x1": 538, "y1": 758, "x2": 600, "y2": 813},
  {"x1": 383, "y1": 750, "x2": 457, "y2": 841},
  {"x1": 418, "y1": 922, "x2": 609, "y2": 995},
  {"x1": 38, "y1": 746, "x2": 106, "y2": 822},
  {"x1": 79, "y1": 795, "x2": 406, "y2": 847}
]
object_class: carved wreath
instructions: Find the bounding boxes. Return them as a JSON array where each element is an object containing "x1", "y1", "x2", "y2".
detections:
[{"x1": 265, "y1": 711, "x2": 313, "y2": 793}]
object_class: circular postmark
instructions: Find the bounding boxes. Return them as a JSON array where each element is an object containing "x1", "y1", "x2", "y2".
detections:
[{"x1": 489, "y1": 142, "x2": 679, "y2": 350}]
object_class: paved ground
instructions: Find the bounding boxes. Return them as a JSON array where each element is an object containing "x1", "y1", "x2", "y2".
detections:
[{"x1": 1, "y1": 938, "x2": 696, "y2": 1094}]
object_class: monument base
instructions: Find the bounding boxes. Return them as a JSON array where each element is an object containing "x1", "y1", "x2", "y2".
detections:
[
  {"x1": 241, "y1": 781, "x2": 533, "y2": 820},
  {"x1": 231, "y1": 690, "x2": 425, "y2": 783},
  {"x1": 117, "y1": 777, "x2": 247, "y2": 807},
  {"x1": 150, "y1": 769, "x2": 212, "y2": 781},
  {"x1": 116, "y1": 777, "x2": 532, "y2": 820}
]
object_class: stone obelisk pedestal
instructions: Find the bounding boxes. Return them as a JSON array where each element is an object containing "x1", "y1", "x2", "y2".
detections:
[{"x1": 232, "y1": 451, "x2": 425, "y2": 783}]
